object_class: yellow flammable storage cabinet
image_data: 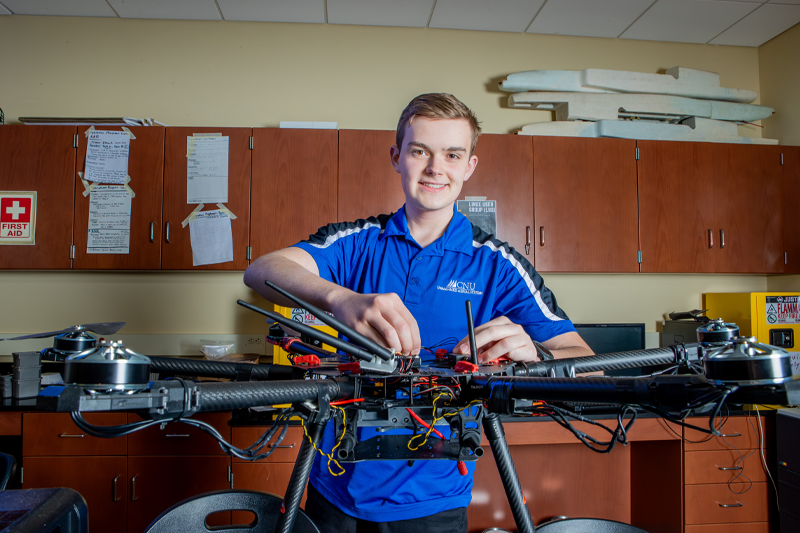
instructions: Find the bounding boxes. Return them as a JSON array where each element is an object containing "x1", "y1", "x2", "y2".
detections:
[
  {"x1": 704, "y1": 292, "x2": 800, "y2": 351},
  {"x1": 272, "y1": 306, "x2": 338, "y2": 365}
]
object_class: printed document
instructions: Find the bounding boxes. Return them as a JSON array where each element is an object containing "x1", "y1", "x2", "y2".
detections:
[
  {"x1": 189, "y1": 209, "x2": 233, "y2": 266},
  {"x1": 187, "y1": 136, "x2": 229, "y2": 203},
  {"x1": 85, "y1": 130, "x2": 131, "y2": 184},
  {"x1": 88, "y1": 185, "x2": 132, "y2": 254}
]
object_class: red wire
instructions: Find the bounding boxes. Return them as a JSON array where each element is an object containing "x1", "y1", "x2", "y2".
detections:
[
  {"x1": 331, "y1": 398, "x2": 365, "y2": 406},
  {"x1": 406, "y1": 408, "x2": 445, "y2": 439}
]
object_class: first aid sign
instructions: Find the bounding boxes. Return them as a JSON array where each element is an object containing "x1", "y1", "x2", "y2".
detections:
[{"x1": 0, "y1": 192, "x2": 36, "y2": 245}]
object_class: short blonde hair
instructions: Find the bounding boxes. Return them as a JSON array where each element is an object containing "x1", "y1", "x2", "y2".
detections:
[{"x1": 396, "y1": 93, "x2": 482, "y2": 155}]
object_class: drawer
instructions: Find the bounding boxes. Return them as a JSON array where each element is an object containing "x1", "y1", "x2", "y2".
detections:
[
  {"x1": 127, "y1": 412, "x2": 231, "y2": 456},
  {"x1": 684, "y1": 416, "x2": 766, "y2": 451},
  {"x1": 685, "y1": 450, "x2": 768, "y2": 485},
  {"x1": 231, "y1": 462, "x2": 307, "y2": 506},
  {"x1": 684, "y1": 482, "x2": 769, "y2": 524},
  {"x1": 23, "y1": 412, "x2": 127, "y2": 456},
  {"x1": 231, "y1": 426, "x2": 304, "y2": 463},
  {"x1": 685, "y1": 523, "x2": 770, "y2": 533}
]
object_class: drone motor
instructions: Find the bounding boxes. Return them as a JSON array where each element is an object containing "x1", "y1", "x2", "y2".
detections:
[{"x1": 63, "y1": 339, "x2": 151, "y2": 392}]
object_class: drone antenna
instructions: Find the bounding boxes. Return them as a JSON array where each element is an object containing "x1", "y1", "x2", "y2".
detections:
[
  {"x1": 236, "y1": 300, "x2": 377, "y2": 362},
  {"x1": 264, "y1": 280, "x2": 393, "y2": 361},
  {"x1": 465, "y1": 300, "x2": 479, "y2": 365}
]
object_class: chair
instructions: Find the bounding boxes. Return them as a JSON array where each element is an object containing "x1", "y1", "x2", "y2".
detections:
[
  {"x1": 145, "y1": 490, "x2": 319, "y2": 533},
  {"x1": 0, "y1": 453, "x2": 16, "y2": 490},
  {"x1": 536, "y1": 518, "x2": 649, "y2": 533}
]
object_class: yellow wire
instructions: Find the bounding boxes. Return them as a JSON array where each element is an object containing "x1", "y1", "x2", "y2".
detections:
[
  {"x1": 407, "y1": 394, "x2": 483, "y2": 451},
  {"x1": 301, "y1": 405, "x2": 347, "y2": 476}
]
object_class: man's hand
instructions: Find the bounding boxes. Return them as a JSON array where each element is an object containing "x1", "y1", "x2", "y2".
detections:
[
  {"x1": 328, "y1": 289, "x2": 421, "y2": 356},
  {"x1": 453, "y1": 316, "x2": 592, "y2": 363}
]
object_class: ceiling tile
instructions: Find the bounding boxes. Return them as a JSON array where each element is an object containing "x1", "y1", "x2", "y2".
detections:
[
  {"x1": 327, "y1": 0, "x2": 434, "y2": 27},
  {"x1": 620, "y1": 0, "x2": 760, "y2": 43},
  {"x1": 430, "y1": 0, "x2": 544, "y2": 33},
  {"x1": 527, "y1": 0, "x2": 655, "y2": 38},
  {"x1": 106, "y1": 0, "x2": 221, "y2": 20},
  {"x1": 710, "y1": 3, "x2": 800, "y2": 45},
  {"x1": 1, "y1": 0, "x2": 116, "y2": 17},
  {"x1": 217, "y1": 0, "x2": 325, "y2": 23}
]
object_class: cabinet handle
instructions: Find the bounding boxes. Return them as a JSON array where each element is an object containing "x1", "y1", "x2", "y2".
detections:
[
  {"x1": 59, "y1": 433, "x2": 86, "y2": 438},
  {"x1": 717, "y1": 501, "x2": 743, "y2": 508},
  {"x1": 149, "y1": 221, "x2": 155, "y2": 243},
  {"x1": 166, "y1": 434, "x2": 191, "y2": 438},
  {"x1": 131, "y1": 475, "x2": 138, "y2": 501},
  {"x1": 708, "y1": 229, "x2": 713, "y2": 248},
  {"x1": 716, "y1": 465, "x2": 742, "y2": 471},
  {"x1": 540, "y1": 226, "x2": 545, "y2": 247},
  {"x1": 268, "y1": 443, "x2": 296, "y2": 449},
  {"x1": 719, "y1": 229, "x2": 725, "y2": 249},
  {"x1": 165, "y1": 222, "x2": 171, "y2": 244},
  {"x1": 112, "y1": 475, "x2": 120, "y2": 502},
  {"x1": 525, "y1": 226, "x2": 531, "y2": 255}
]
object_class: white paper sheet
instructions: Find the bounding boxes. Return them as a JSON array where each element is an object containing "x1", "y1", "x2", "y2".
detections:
[
  {"x1": 189, "y1": 209, "x2": 233, "y2": 266},
  {"x1": 84, "y1": 130, "x2": 131, "y2": 184},
  {"x1": 187, "y1": 136, "x2": 229, "y2": 204},
  {"x1": 88, "y1": 185, "x2": 132, "y2": 254}
]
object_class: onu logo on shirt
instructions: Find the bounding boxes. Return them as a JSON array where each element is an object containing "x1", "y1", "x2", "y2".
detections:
[{"x1": 438, "y1": 279, "x2": 483, "y2": 295}]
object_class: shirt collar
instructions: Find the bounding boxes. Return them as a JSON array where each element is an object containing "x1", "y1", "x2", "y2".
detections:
[{"x1": 382, "y1": 205, "x2": 474, "y2": 256}]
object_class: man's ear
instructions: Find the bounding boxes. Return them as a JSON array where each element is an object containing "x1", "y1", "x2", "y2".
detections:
[
  {"x1": 463, "y1": 154, "x2": 478, "y2": 182},
  {"x1": 390, "y1": 145, "x2": 402, "y2": 173}
]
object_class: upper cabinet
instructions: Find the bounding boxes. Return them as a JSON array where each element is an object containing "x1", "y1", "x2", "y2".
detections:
[
  {"x1": 784, "y1": 147, "x2": 800, "y2": 275},
  {"x1": 162, "y1": 127, "x2": 251, "y2": 270},
  {"x1": 250, "y1": 129, "x2": 338, "y2": 258},
  {"x1": 0, "y1": 125, "x2": 76, "y2": 270},
  {"x1": 73, "y1": 126, "x2": 164, "y2": 270},
  {"x1": 533, "y1": 137, "x2": 639, "y2": 272},
  {"x1": 463, "y1": 134, "x2": 534, "y2": 259},
  {"x1": 638, "y1": 141, "x2": 783, "y2": 273},
  {"x1": 338, "y1": 130, "x2": 403, "y2": 222}
]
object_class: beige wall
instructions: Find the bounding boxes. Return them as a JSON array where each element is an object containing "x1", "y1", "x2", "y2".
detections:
[
  {"x1": 759, "y1": 23, "x2": 800, "y2": 145},
  {"x1": 0, "y1": 15, "x2": 785, "y2": 341}
]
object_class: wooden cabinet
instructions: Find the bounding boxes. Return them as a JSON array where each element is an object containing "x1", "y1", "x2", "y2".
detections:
[
  {"x1": 0, "y1": 125, "x2": 76, "y2": 269},
  {"x1": 783, "y1": 147, "x2": 800, "y2": 274},
  {"x1": 683, "y1": 415, "x2": 772, "y2": 531},
  {"x1": 250, "y1": 128, "x2": 338, "y2": 256},
  {"x1": 638, "y1": 141, "x2": 783, "y2": 273},
  {"x1": 73, "y1": 126, "x2": 165, "y2": 269},
  {"x1": 533, "y1": 137, "x2": 639, "y2": 272},
  {"x1": 162, "y1": 127, "x2": 251, "y2": 270}
]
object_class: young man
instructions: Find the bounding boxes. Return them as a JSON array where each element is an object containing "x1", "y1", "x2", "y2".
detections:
[{"x1": 244, "y1": 93, "x2": 591, "y2": 532}]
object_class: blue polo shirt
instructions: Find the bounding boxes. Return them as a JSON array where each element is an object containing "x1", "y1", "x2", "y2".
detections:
[{"x1": 294, "y1": 206, "x2": 575, "y2": 521}]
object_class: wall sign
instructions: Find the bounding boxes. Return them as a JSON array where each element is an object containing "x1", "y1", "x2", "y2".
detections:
[{"x1": 0, "y1": 191, "x2": 37, "y2": 245}]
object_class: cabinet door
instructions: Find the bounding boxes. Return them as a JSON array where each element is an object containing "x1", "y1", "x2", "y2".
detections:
[
  {"x1": 533, "y1": 137, "x2": 638, "y2": 272},
  {"x1": 783, "y1": 147, "x2": 800, "y2": 274},
  {"x1": 73, "y1": 126, "x2": 164, "y2": 269},
  {"x1": 127, "y1": 412, "x2": 231, "y2": 456},
  {"x1": 23, "y1": 412, "x2": 127, "y2": 456},
  {"x1": 463, "y1": 133, "x2": 534, "y2": 259},
  {"x1": 338, "y1": 130, "x2": 404, "y2": 222},
  {"x1": 23, "y1": 456, "x2": 127, "y2": 532},
  {"x1": 250, "y1": 129, "x2": 337, "y2": 256},
  {"x1": 0, "y1": 125, "x2": 75, "y2": 269},
  {"x1": 638, "y1": 140, "x2": 717, "y2": 272},
  {"x1": 127, "y1": 455, "x2": 231, "y2": 533},
  {"x1": 163, "y1": 127, "x2": 251, "y2": 270},
  {"x1": 232, "y1": 462, "x2": 307, "y2": 505},
  {"x1": 713, "y1": 144, "x2": 782, "y2": 273}
]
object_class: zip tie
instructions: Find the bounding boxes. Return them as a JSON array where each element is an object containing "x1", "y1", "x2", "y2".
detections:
[
  {"x1": 181, "y1": 203, "x2": 204, "y2": 227},
  {"x1": 216, "y1": 203, "x2": 237, "y2": 220}
]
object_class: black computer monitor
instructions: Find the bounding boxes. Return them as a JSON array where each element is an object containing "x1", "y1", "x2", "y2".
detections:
[{"x1": 574, "y1": 323, "x2": 647, "y2": 376}]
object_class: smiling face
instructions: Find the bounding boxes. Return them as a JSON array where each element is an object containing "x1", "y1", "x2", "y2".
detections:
[{"x1": 390, "y1": 117, "x2": 478, "y2": 220}]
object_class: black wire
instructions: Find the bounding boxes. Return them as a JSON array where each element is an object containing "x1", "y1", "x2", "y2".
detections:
[
  {"x1": 0, "y1": 107, "x2": 4, "y2": 124},
  {"x1": 524, "y1": 404, "x2": 636, "y2": 453}
]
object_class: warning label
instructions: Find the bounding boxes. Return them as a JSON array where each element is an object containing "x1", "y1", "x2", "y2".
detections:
[
  {"x1": 766, "y1": 296, "x2": 800, "y2": 325},
  {"x1": 290, "y1": 308, "x2": 332, "y2": 326},
  {"x1": 0, "y1": 192, "x2": 36, "y2": 245}
]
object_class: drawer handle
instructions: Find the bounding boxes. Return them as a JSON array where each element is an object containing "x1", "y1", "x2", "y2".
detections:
[
  {"x1": 165, "y1": 434, "x2": 191, "y2": 438},
  {"x1": 269, "y1": 444, "x2": 295, "y2": 449},
  {"x1": 525, "y1": 226, "x2": 531, "y2": 255},
  {"x1": 112, "y1": 475, "x2": 120, "y2": 502},
  {"x1": 131, "y1": 475, "x2": 138, "y2": 501},
  {"x1": 716, "y1": 465, "x2": 743, "y2": 471},
  {"x1": 59, "y1": 433, "x2": 86, "y2": 438},
  {"x1": 717, "y1": 501, "x2": 743, "y2": 508},
  {"x1": 721, "y1": 432, "x2": 742, "y2": 438}
]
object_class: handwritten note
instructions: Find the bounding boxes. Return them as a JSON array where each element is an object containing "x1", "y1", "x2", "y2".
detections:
[
  {"x1": 189, "y1": 209, "x2": 233, "y2": 266},
  {"x1": 187, "y1": 136, "x2": 229, "y2": 204},
  {"x1": 85, "y1": 130, "x2": 130, "y2": 184},
  {"x1": 88, "y1": 185, "x2": 132, "y2": 254}
]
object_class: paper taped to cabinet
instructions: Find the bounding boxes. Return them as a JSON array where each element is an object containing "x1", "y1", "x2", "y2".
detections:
[
  {"x1": 88, "y1": 185, "x2": 132, "y2": 254},
  {"x1": 189, "y1": 209, "x2": 233, "y2": 266},
  {"x1": 84, "y1": 130, "x2": 131, "y2": 185}
]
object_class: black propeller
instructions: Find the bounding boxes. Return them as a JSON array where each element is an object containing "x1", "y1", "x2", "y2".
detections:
[{"x1": 0, "y1": 322, "x2": 126, "y2": 341}]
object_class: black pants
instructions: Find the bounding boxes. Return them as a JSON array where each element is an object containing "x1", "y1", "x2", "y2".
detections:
[{"x1": 304, "y1": 483, "x2": 468, "y2": 533}]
